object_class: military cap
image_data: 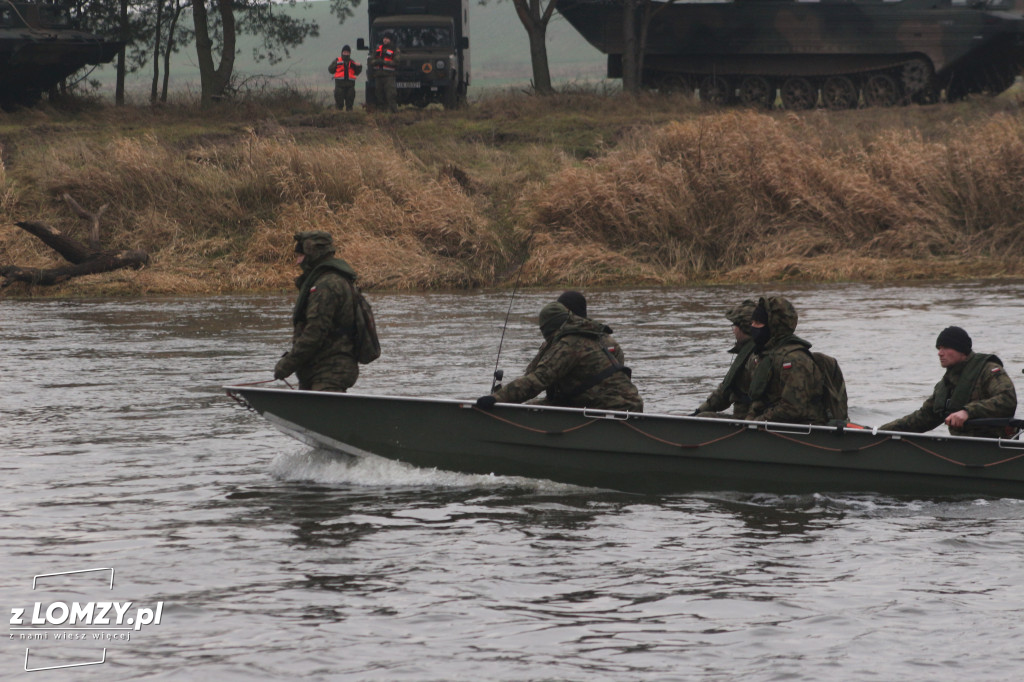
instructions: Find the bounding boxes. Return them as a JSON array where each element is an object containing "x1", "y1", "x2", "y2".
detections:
[
  {"x1": 936, "y1": 326, "x2": 972, "y2": 355},
  {"x1": 725, "y1": 299, "x2": 757, "y2": 335},
  {"x1": 557, "y1": 290, "x2": 588, "y2": 318},
  {"x1": 538, "y1": 302, "x2": 569, "y2": 338}
]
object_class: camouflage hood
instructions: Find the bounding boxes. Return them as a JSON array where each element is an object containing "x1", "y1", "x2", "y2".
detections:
[
  {"x1": 551, "y1": 313, "x2": 607, "y2": 343},
  {"x1": 759, "y1": 296, "x2": 810, "y2": 351}
]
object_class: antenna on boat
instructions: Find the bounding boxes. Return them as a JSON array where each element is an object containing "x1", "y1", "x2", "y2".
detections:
[{"x1": 489, "y1": 234, "x2": 534, "y2": 392}]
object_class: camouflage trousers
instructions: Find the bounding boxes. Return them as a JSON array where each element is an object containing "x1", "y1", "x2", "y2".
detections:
[
  {"x1": 334, "y1": 82, "x2": 356, "y2": 111},
  {"x1": 297, "y1": 359, "x2": 359, "y2": 393},
  {"x1": 374, "y1": 74, "x2": 398, "y2": 113}
]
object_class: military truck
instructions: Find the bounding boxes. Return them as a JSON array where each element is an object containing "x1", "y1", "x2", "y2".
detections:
[
  {"x1": 0, "y1": 1, "x2": 121, "y2": 110},
  {"x1": 356, "y1": 0, "x2": 470, "y2": 109},
  {"x1": 556, "y1": 0, "x2": 1024, "y2": 108}
]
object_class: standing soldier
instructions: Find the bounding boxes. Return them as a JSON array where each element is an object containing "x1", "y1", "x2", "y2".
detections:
[
  {"x1": 476, "y1": 302, "x2": 643, "y2": 412},
  {"x1": 694, "y1": 299, "x2": 758, "y2": 418},
  {"x1": 328, "y1": 44, "x2": 362, "y2": 111},
  {"x1": 370, "y1": 32, "x2": 399, "y2": 113},
  {"x1": 880, "y1": 326, "x2": 1017, "y2": 438},
  {"x1": 745, "y1": 296, "x2": 829, "y2": 425},
  {"x1": 274, "y1": 231, "x2": 361, "y2": 392}
]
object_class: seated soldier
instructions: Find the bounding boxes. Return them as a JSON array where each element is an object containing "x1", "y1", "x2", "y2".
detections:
[
  {"x1": 745, "y1": 296, "x2": 829, "y2": 425},
  {"x1": 694, "y1": 299, "x2": 757, "y2": 418},
  {"x1": 477, "y1": 302, "x2": 643, "y2": 412},
  {"x1": 880, "y1": 326, "x2": 1017, "y2": 438}
]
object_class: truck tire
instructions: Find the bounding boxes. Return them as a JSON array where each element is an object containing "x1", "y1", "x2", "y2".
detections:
[
  {"x1": 364, "y1": 82, "x2": 377, "y2": 109},
  {"x1": 443, "y1": 85, "x2": 459, "y2": 110}
]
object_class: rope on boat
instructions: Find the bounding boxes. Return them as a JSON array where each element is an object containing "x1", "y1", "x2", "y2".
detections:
[
  {"x1": 900, "y1": 438, "x2": 1024, "y2": 469},
  {"x1": 764, "y1": 430, "x2": 891, "y2": 454},
  {"x1": 619, "y1": 420, "x2": 745, "y2": 449},
  {"x1": 472, "y1": 407, "x2": 745, "y2": 448},
  {"x1": 472, "y1": 407, "x2": 600, "y2": 434}
]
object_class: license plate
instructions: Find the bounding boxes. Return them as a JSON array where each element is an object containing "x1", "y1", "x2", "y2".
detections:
[{"x1": 396, "y1": 82, "x2": 420, "y2": 89}]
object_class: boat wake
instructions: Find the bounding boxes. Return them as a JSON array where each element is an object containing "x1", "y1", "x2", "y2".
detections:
[{"x1": 267, "y1": 446, "x2": 594, "y2": 494}]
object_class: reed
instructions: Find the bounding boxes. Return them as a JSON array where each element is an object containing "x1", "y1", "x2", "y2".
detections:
[{"x1": 1, "y1": 91, "x2": 1023, "y2": 296}]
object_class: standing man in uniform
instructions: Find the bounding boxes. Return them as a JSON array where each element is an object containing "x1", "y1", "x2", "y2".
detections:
[
  {"x1": 694, "y1": 299, "x2": 758, "y2": 418},
  {"x1": 879, "y1": 326, "x2": 1017, "y2": 438},
  {"x1": 370, "y1": 32, "x2": 399, "y2": 113},
  {"x1": 328, "y1": 44, "x2": 362, "y2": 111},
  {"x1": 274, "y1": 231, "x2": 361, "y2": 392},
  {"x1": 745, "y1": 296, "x2": 829, "y2": 425},
  {"x1": 477, "y1": 302, "x2": 643, "y2": 412}
]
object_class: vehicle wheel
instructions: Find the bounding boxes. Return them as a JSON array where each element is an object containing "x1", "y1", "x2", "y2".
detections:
[
  {"x1": 738, "y1": 76, "x2": 774, "y2": 108},
  {"x1": 863, "y1": 73, "x2": 900, "y2": 107},
  {"x1": 698, "y1": 75, "x2": 733, "y2": 106},
  {"x1": 901, "y1": 59, "x2": 934, "y2": 100},
  {"x1": 659, "y1": 74, "x2": 693, "y2": 97},
  {"x1": 364, "y1": 83, "x2": 378, "y2": 109},
  {"x1": 780, "y1": 77, "x2": 816, "y2": 110},
  {"x1": 821, "y1": 76, "x2": 858, "y2": 110},
  {"x1": 443, "y1": 85, "x2": 459, "y2": 110}
]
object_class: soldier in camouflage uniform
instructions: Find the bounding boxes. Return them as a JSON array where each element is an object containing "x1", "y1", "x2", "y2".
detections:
[
  {"x1": 477, "y1": 302, "x2": 643, "y2": 412},
  {"x1": 880, "y1": 326, "x2": 1017, "y2": 438},
  {"x1": 525, "y1": 291, "x2": 624, "y2": 375},
  {"x1": 745, "y1": 296, "x2": 829, "y2": 425},
  {"x1": 274, "y1": 231, "x2": 360, "y2": 392},
  {"x1": 695, "y1": 299, "x2": 757, "y2": 418}
]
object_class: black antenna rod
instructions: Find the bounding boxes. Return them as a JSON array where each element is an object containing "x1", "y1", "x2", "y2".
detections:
[{"x1": 489, "y1": 235, "x2": 534, "y2": 392}]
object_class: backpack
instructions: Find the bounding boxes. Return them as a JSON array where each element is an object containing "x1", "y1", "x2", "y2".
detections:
[
  {"x1": 809, "y1": 351, "x2": 849, "y2": 424},
  {"x1": 344, "y1": 278, "x2": 381, "y2": 364}
]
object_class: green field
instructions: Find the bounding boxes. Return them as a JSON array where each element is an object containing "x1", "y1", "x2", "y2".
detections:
[{"x1": 113, "y1": 1, "x2": 607, "y2": 100}]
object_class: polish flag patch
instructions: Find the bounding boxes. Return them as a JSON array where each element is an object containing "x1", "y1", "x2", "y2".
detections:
[
  {"x1": 992, "y1": 367, "x2": 1002, "y2": 373},
  {"x1": 782, "y1": 362, "x2": 793, "y2": 370},
  {"x1": 309, "y1": 286, "x2": 318, "y2": 293}
]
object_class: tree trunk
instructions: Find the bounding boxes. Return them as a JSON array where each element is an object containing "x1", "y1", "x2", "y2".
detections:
[
  {"x1": 511, "y1": 0, "x2": 558, "y2": 96},
  {"x1": 151, "y1": 0, "x2": 165, "y2": 103},
  {"x1": 621, "y1": 0, "x2": 639, "y2": 93},
  {"x1": 116, "y1": 0, "x2": 128, "y2": 105},
  {"x1": 161, "y1": 2, "x2": 184, "y2": 102},
  {"x1": 193, "y1": 0, "x2": 236, "y2": 106}
]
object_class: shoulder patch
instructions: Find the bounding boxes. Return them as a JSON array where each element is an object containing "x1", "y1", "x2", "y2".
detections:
[
  {"x1": 782, "y1": 362, "x2": 793, "y2": 370},
  {"x1": 991, "y1": 366, "x2": 1002, "y2": 373},
  {"x1": 309, "y1": 286, "x2": 318, "y2": 293}
]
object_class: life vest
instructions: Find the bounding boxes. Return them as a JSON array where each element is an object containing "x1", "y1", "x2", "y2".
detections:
[
  {"x1": 933, "y1": 353, "x2": 1002, "y2": 416},
  {"x1": 375, "y1": 44, "x2": 397, "y2": 72},
  {"x1": 334, "y1": 58, "x2": 360, "y2": 81}
]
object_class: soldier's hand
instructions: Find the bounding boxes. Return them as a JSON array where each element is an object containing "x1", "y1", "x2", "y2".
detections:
[
  {"x1": 945, "y1": 409, "x2": 970, "y2": 429},
  {"x1": 690, "y1": 409, "x2": 701, "y2": 416},
  {"x1": 274, "y1": 356, "x2": 294, "y2": 381},
  {"x1": 475, "y1": 395, "x2": 498, "y2": 410}
]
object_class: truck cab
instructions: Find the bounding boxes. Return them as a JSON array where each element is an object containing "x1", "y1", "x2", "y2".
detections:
[{"x1": 357, "y1": 0, "x2": 470, "y2": 109}]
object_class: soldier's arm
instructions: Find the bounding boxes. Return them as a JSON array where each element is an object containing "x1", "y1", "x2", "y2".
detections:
[
  {"x1": 494, "y1": 340, "x2": 577, "y2": 403},
  {"x1": 879, "y1": 386, "x2": 944, "y2": 433},
  {"x1": 353, "y1": 61, "x2": 363, "y2": 75},
  {"x1": 697, "y1": 383, "x2": 731, "y2": 415},
  {"x1": 287, "y1": 278, "x2": 347, "y2": 367},
  {"x1": 328, "y1": 58, "x2": 339, "y2": 74},
  {"x1": 964, "y1": 364, "x2": 1018, "y2": 419},
  {"x1": 524, "y1": 341, "x2": 550, "y2": 375}
]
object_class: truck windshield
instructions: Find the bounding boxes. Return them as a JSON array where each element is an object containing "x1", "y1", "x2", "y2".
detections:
[{"x1": 374, "y1": 26, "x2": 453, "y2": 50}]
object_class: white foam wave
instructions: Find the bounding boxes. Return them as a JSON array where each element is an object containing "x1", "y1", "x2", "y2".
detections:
[{"x1": 267, "y1": 446, "x2": 589, "y2": 493}]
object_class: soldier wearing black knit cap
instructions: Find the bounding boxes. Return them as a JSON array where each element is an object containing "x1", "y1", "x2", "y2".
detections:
[{"x1": 880, "y1": 326, "x2": 1017, "y2": 438}]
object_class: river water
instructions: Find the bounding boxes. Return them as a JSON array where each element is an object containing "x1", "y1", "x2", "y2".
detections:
[{"x1": 2, "y1": 281, "x2": 1024, "y2": 681}]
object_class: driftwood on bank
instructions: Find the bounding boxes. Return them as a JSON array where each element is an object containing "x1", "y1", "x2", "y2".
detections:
[{"x1": 1, "y1": 200, "x2": 149, "y2": 288}]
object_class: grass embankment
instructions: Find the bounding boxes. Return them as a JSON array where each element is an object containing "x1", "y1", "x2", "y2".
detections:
[{"x1": 2, "y1": 90, "x2": 1024, "y2": 296}]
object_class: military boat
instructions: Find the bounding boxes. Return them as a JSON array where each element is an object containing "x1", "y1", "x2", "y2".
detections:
[
  {"x1": 226, "y1": 386, "x2": 1024, "y2": 498},
  {"x1": 556, "y1": 0, "x2": 1024, "y2": 108},
  {"x1": 0, "y1": 1, "x2": 121, "y2": 109}
]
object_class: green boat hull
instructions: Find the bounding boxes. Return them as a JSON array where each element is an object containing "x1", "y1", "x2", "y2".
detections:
[{"x1": 226, "y1": 386, "x2": 1024, "y2": 498}]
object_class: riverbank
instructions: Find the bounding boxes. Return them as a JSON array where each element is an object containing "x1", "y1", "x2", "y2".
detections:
[{"x1": 2, "y1": 90, "x2": 1024, "y2": 297}]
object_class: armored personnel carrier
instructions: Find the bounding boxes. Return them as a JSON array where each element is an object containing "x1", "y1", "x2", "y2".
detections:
[
  {"x1": 0, "y1": 1, "x2": 121, "y2": 110},
  {"x1": 557, "y1": 0, "x2": 1024, "y2": 108}
]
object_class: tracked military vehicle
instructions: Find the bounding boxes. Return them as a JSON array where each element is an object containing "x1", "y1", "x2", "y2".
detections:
[
  {"x1": 0, "y1": 1, "x2": 121, "y2": 110},
  {"x1": 557, "y1": 0, "x2": 1024, "y2": 108}
]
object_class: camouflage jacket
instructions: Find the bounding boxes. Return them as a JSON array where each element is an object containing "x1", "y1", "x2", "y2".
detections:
[
  {"x1": 745, "y1": 296, "x2": 828, "y2": 425},
  {"x1": 697, "y1": 339, "x2": 756, "y2": 418},
  {"x1": 525, "y1": 320, "x2": 624, "y2": 374},
  {"x1": 279, "y1": 258, "x2": 360, "y2": 388},
  {"x1": 495, "y1": 316, "x2": 642, "y2": 412},
  {"x1": 880, "y1": 353, "x2": 1017, "y2": 438}
]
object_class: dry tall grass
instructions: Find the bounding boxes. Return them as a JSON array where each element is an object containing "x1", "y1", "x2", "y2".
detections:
[{"x1": 2, "y1": 93, "x2": 1023, "y2": 296}]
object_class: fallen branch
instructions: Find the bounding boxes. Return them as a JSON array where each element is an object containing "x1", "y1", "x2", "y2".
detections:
[{"x1": 1, "y1": 203, "x2": 149, "y2": 288}]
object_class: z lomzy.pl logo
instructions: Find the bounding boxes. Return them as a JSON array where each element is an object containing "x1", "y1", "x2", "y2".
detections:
[{"x1": 8, "y1": 568, "x2": 164, "y2": 672}]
